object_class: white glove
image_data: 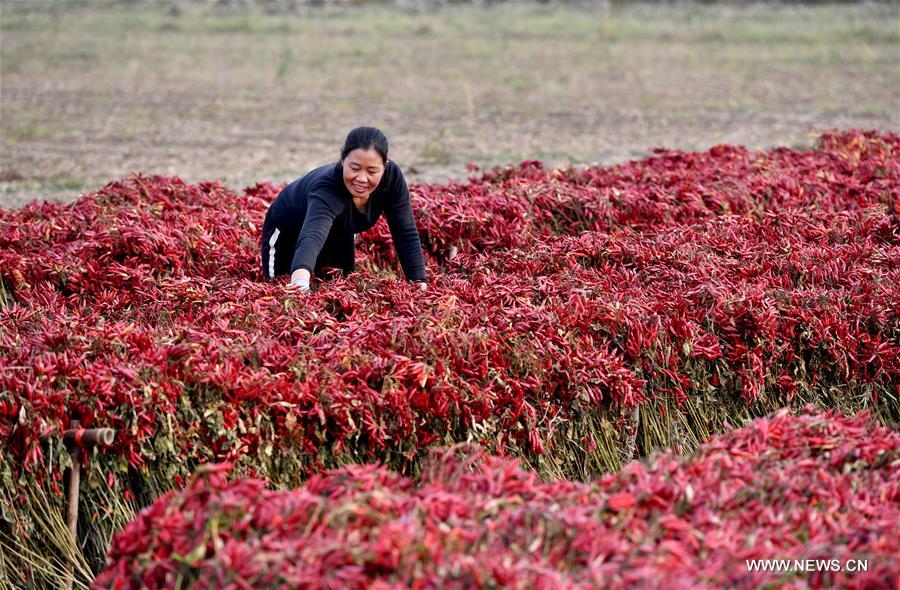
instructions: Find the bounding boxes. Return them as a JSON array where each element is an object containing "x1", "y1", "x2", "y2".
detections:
[{"x1": 289, "y1": 275, "x2": 310, "y2": 292}]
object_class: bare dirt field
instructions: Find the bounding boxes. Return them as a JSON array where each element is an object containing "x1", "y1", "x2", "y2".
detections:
[{"x1": 1, "y1": 2, "x2": 898, "y2": 209}]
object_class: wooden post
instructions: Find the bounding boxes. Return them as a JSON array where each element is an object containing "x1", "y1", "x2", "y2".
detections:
[
  {"x1": 64, "y1": 419, "x2": 80, "y2": 590},
  {"x1": 58, "y1": 421, "x2": 116, "y2": 590},
  {"x1": 66, "y1": 422, "x2": 81, "y2": 549}
]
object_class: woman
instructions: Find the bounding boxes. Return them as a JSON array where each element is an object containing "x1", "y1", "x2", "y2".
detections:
[{"x1": 260, "y1": 126, "x2": 427, "y2": 292}]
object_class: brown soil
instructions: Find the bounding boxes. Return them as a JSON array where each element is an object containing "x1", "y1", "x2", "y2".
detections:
[{"x1": 2, "y1": 3, "x2": 897, "y2": 209}]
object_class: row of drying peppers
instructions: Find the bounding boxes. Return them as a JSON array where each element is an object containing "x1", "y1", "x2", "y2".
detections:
[
  {"x1": 1, "y1": 212, "x2": 896, "y2": 475},
  {"x1": 2, "y1": 130, "x2": 896, "y2": 295},
  {"x1": 0, "y1": 131, "x2": 897, "y2": 491},
  {"x1": 93, "y1": 407, "x2": 900, "y2": 589}
]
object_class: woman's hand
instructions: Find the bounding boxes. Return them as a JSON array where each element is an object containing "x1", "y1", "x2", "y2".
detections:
[
  {"x1": 415, "y1": 281, "x2": 427, "y2": 292},
  {"x1": 288, "y1": 268, "x2": 311, "y2": 293}
]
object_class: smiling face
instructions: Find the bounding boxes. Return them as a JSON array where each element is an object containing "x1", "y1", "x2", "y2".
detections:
[{"x1": 342, "y1": 148, "x2": 385, "y2": 202}]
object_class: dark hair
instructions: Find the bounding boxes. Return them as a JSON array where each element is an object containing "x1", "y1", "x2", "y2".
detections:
[{"x1": 340, "y1": 126, "x2": 389, "y2": 164}]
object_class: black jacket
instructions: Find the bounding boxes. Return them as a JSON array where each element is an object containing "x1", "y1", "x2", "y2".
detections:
[{"x1": 266, "y1": 160, "x2": 426, "y2": 281}]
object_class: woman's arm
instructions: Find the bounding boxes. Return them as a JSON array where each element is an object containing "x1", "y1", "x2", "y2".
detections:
[
  {"x1": 289, "y1": 193, "x2": 344, "y2": 284},
  {"x1": 383, "y1": 168, "x2": 427, "y2": 282}
]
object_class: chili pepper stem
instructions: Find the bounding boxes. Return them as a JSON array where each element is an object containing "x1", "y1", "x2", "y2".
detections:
[
  {"x1": 0, "y1": 278, "x2": 10, "y2": 310},
  {"x1": 621, "y1": 405, "x2": 641, "y2": 464}
]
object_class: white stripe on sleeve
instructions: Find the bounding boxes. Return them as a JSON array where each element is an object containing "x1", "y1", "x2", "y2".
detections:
[{"x1": 268, "y1": 228, "x2": 281, "y2": 278}]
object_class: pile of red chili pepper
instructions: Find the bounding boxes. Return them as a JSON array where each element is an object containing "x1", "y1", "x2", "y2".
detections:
[
  {"x1": 0, "y1": 130, "x2": 898, "y2": 584},
  {"x1": 93, "y1": 407, "x2": 900, "y2": 589}
]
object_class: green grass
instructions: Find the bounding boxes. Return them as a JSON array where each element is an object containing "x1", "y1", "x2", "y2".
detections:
[
  {"x1": 4, "y1": 3, "x2": 895, "y2": 84},
  {"x1": 47, "y1": 177, "x2": 86, "y2": 191}
]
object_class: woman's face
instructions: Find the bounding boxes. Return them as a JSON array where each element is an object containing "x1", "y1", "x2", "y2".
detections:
[{"x1": 342, "y1": 148, "x2": 385, "y2": 201}]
